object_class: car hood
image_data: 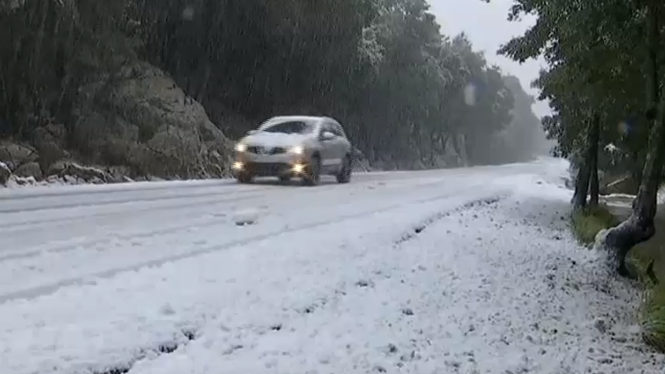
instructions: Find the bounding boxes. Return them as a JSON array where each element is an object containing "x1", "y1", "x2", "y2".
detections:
[{"x1": 241, "y1": 132, "x2": 311, "y2": 148}]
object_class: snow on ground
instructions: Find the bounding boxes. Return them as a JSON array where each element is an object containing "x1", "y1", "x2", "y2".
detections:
[{"x1": 0, "y1": 158, "x2": 662, "y2": 374}]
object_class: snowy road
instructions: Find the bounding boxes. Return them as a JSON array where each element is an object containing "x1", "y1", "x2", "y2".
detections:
[{"x1": 0, "y1": 158, "x2": 662, "y2": 374}]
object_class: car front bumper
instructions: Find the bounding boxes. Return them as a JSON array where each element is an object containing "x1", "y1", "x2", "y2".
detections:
[
  {"x1": 232, "y1": 152, "x2": 308, "y2": 177},
  {"x1": 232, "y1": 161, "x2": 308, "y2": 177}
]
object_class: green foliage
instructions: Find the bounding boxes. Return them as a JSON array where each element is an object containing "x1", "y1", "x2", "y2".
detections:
[
  {"x1": 497, "y1": 0, "x2": 652, "y2": 176},
  {"x1": 571, "y1": 205, "x2": 618, "y2": 246}
]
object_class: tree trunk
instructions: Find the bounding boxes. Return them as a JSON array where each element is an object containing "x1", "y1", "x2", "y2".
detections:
[
  {"x1": 572, "y1": 155, "x2": 590, "y2": 210},
  {"x1": 588, "y1": 114, "x2": 601, "y2": 207},
  {"x1": 589, "y1": 159, "x2": 599, "y2": 206},
  {"x1": 604, "y1": 91, "x2": 665, "y2": 276},
  {"x1": 572, "y1": 117, "x2": 595, "y2": 210},
  {"x1": 603, "y1": 0, "x2": 662, "y2": 276}
]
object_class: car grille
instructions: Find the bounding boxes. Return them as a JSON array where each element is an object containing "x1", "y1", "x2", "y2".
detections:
[
  {"x1": 247, "y1": 146, "x2": 287, "y2": 155},
  {"x1": 250, "y1": 162, "x2": 288, "y2": 175}
]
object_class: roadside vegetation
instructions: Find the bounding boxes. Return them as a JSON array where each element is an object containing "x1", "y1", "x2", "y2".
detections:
[
  {"x1": 641, "y1": 281, "x2": 665, "y2": 352},
  {"x1": 632, "y1": 214, "x2": 665, "y2": 351},
  {"x1": 495, "y1": 0, "x2": 665, "y2": 353},
  {"x1": 571, "y1": 205, "x2": 618, "y2": 247},
  {"x1": 570, "y1": 197, "x2": 665, "y2": 351}
]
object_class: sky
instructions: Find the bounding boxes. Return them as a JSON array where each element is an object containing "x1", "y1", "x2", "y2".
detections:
[{"x1": 428, "y1": 0, "x2": 551, "y2": 118}]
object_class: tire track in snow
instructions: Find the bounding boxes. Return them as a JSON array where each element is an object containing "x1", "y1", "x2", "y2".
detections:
[
  {"x1": 0, "y1": 175, "x2": 408, "y2": 231},
  {"x1": 0, "y1": 186, "x2": 508, "y2": 304},
  {"x1": 0, "y1": 210, "x2": 231, "y2": 263},
  {"x1": 0, "y1": 175, "x2": 479, "y2": 261},
  {"x1": 0, "y1": 178, "x2": 236, "y2": 201},
  {"x1": 0, "y1": 164, "x2": 511, "y2": 213},
  {"x1": 0, "y1": 179, "x2": 355, "y2": 233},
  {"x1": 0, "y1": 183, "x2": 273, "y2": 216},
  {"x1": 0, "y1": 191, "x2": 258, "y2": 233}
]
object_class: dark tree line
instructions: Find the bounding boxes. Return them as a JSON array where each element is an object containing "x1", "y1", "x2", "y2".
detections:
[{"x1": 0, "y1": 0, "x2": 545, "y2": 169}]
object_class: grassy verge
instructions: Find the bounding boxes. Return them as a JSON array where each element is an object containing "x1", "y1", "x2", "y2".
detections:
[
  {"x1": 571, "y1": 205, "x2": 619, "y2": 246},
  {"x1": 630, "y1": 214, "x2": 665, "y2": 353},
  {"x1": 598, "y1": 201, "x2": 665, "y2": 353},
  {"x1": 641, "y1": 284, "x2": 665, "y2": 353}
]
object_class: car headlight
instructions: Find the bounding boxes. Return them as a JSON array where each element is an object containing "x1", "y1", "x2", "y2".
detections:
[
  {"x1": 235, "y1": 143, "x2": 247, "y2": 152},
  {"x1": 290, "y1": 146, "x2": 304, "y2": 155}
]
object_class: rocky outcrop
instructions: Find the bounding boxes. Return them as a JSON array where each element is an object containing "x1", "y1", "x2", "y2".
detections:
[
  {"x1": 72, "y1": 61, "x2": 234, "y2": 180},
  {"x1": 14, "y1": 162, "x2": 42, "y2": 179},
  {"x1": 0, "y1": 162, "x2": 11, "y2": 185},
  {"x1": 352, "y1": 147, "x2": 371, "y2": 172},
  {"x1": 444, "y1": 134, "x2": 468, "y2": 167},
  {"x1": 0, "y1": 62, "x2": 235, "y2": 187},
  {"x1": 0, "y1": 141, "x2": 38, "y2": 171}
]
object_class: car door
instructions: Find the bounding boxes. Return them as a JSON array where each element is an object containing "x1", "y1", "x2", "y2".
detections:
[
  {"x1": 318, "y1": 122, "x2": 337, "y2": 167},
  {"x1": 332, "y1": 122, "x2": 351, "y2": 159}
]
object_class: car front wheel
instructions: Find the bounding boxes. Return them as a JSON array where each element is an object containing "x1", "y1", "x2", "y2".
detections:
[
  {"x1": 302, "y1": 156, "x2": 321, "y2": 186},
  {"x1": 279, "y1": 175, "x2": 291, "y2": 183},
  {"x1": 336, "y1": 155, "x2": 352, "y2": 184}
]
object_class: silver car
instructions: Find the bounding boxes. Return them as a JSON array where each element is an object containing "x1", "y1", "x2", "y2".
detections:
[{"x1": 232, "y1": 116, "x2": 353, "y2": 186}]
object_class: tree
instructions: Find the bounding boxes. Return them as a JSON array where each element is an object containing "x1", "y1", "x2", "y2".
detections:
[{"x1": 496, "y1": 0, "x2": 665, "y2": 276}]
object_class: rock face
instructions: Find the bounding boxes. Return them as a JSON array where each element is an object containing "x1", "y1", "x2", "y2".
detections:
[
  {"x1": 72, "y1": 61, "x2": 234, "y2": 179},
  {"x1": 32, "y1": 122, "x2": 71, "y2": 173},
  {"x1": 0, "y1": 141, "x2": 38, "y2": 171},
  {"x1": 0, "y1": 62, "x2": 235, "y2": 187},
  {"x1": 445, "y1": 134, "x2": 468, "y2": 167},
  {"x1": 14, "y1": 162, "x2": 42, "y2": 179},
  {"x1": 352, "y1": 147, "x2": 371, "y2": 172},
  {"x1": 0, "y1": 162, "x2": 10, "y2": 185}
]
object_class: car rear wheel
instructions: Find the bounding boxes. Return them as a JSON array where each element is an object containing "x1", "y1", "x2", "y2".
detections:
[
  {"x1": 302, "y1": 156, "x2": 321, "y2": 186},
  {"x1": 336, "y1": 155, "x2": 352, "y2": 184}
]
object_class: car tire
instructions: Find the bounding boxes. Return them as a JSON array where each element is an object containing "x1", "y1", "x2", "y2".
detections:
[
  {"x1": 302, "y1": 155, "x2": 321, "y2": 186},
  {"x1": 336, "y1": 155, "x2": 352, "y2": 184},
  {"x1": 237, "y1": 172, "x2": 253, "y2": 184}
]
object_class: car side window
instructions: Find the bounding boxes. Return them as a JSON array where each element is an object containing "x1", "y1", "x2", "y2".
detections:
[
  {"x1": 319, "y1": 122, "x2": 331, "y2": 138},
  {"x1": 332, "y1": 123, "x2": 346, "y2": 138},
  {"x1": 320, "y1": 122, "x2": 332, "y2": 135},
  {"x1": 324, "y1": 121, "x2": 341, "y2": 137}
]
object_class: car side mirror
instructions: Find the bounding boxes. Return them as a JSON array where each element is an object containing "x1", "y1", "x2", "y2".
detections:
[{"x1": 321, "y1": 131, "x2": 335, "y2": 141}]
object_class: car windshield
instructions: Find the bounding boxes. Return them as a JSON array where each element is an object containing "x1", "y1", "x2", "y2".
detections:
[{"x1": 261, "y1": 121, "x2": 314, "y2": 135}]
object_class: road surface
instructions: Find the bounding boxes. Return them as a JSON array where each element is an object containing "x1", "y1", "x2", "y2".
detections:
[
  {"x1": 0, "y1": 162, "x2": 534, "y2": 302},
  {"x1": 0, "y1": 158, "x2": 662, "y2": 374}
]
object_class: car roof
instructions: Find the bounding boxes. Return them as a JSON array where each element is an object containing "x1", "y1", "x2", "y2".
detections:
[
  {"x1": 262, "y1": 115, "x2": 336, "y2": 125},
  {"x1": 258, "y1": 116, "x2": 338, "y2": 131}
]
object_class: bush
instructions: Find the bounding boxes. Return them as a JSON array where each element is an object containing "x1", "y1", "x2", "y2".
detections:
[{"x1": 571, "y1": 205, "x2": 619, "y2": 246}]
